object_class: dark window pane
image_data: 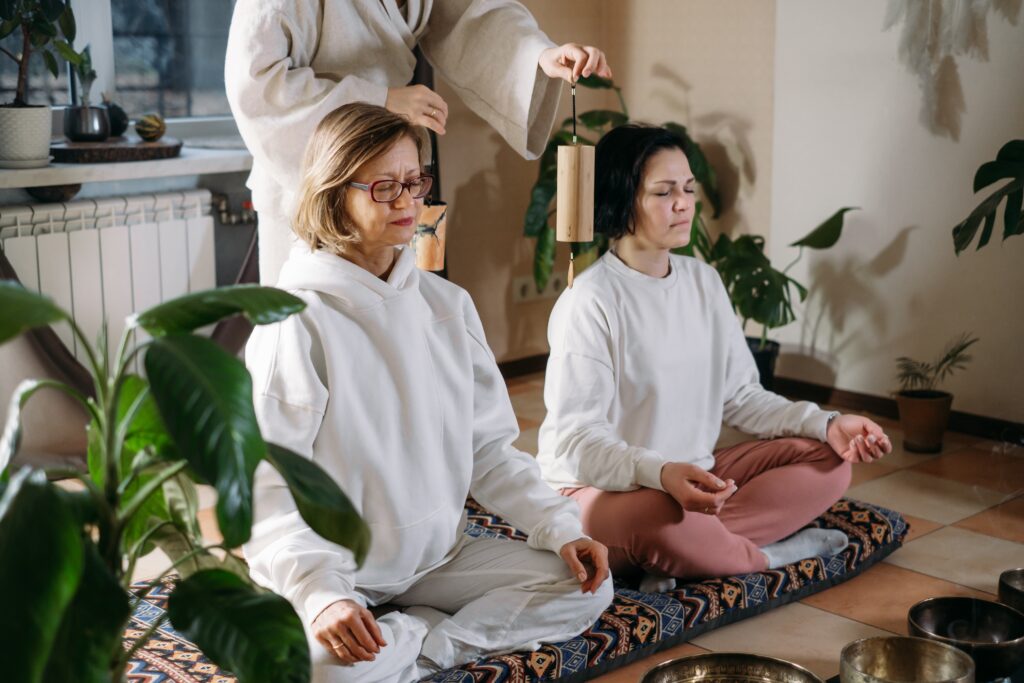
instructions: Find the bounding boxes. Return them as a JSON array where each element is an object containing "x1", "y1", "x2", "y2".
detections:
[
  {"x1": 0, "y1": 33, "x2": 72, "y2": 105},
  {"x1": 112, "y1": 0, "x2": 234, "y2": 118}
]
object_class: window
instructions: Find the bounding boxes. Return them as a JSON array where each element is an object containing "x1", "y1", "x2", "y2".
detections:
[{"x1": 111, "y1": 0, "x2": 235, "y2": 118}]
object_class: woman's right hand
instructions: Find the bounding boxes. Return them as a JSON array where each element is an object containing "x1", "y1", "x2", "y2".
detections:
[
  {"x1": 385, "y1": 84, "x2": 449, "y2": 135},
  {"x1": 659, "y1": 462, "x2": 737, "y2": 515},
  {"x1": 312, "y1": 599, "x2": 387, "y2": 665}
]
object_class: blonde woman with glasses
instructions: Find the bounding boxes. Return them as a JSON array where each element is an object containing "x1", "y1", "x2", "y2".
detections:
[{"x1": 243, "y1": 102, "x2": 612, "y2": 683}]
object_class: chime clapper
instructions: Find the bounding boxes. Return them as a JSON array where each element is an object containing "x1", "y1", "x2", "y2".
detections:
[{"x1": 556, "y1": 81, "x2": 595, "y2": 289}]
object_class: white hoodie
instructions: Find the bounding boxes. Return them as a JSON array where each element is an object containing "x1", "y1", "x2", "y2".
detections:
[
  {"x1": 243, "y1": 246, "x2": 583, "y2": 625},
  {"x1": 537, "y1": 251, "x2": 833, "y2": 492}
]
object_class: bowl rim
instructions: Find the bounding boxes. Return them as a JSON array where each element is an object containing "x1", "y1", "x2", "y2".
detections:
[
  {"x1": 640, "y1": 651, "x2": 824, "y2": 683},
  {"x1": 840, "y1": 635, "x2": 976, "y2": 682},
  {"x1": 907, "y1": 596, "x2": 1024, "y2": 649},
  {"x1": 999, "y1": 568, "x2": 1024, "y2": 586}
]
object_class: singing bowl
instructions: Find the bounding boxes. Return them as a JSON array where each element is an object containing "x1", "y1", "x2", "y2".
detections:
[
  {"x1": 640, "y1": 652, "x2": 823, "y2": 683},
  {"x1": 907, "y1": 596, "x2": 1024, "y2": 681},
  {"x1": 840, "y1": 636, "x2": 974, "y2": 683},
  {"x1": 999, "y1": 568, "x2": 1024, "y2": 615}
]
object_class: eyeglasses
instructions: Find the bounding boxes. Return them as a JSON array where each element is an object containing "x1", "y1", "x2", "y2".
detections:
[{"x1": 349, "y1": 175, "x2": 434, "y2": 203}]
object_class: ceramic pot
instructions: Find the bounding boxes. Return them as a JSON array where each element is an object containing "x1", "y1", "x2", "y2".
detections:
[{"x1": 0, "y1": 105, "x2": 52, "y2": 166}]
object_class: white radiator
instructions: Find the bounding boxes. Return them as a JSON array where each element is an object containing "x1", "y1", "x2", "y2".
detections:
[{"x1": 0, "y1": 190, "x2": 216, "y2": 366}]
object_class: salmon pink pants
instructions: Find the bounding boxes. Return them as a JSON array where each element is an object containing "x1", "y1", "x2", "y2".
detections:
[{"x1": 564, "y1": 438, "x2": 852, "y2": 580}]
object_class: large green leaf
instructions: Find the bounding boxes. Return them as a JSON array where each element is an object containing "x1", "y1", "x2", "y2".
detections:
[
  {"x1": 1, "y1": 379, "x2": 48, "y2": 474},
  {"x1": 145, "y1": 334, "x2": 264, "y2": 547},
  {"x1": 0, "y1": 18, "x2": 18, "y2": 38},
  {"x1": 533, "y1": 225, "x2": 557, "y2": 292},
  {"x1": 50, "y1": 38, "x2": 78, "y2": 65},
  {"x1": 42, "y1": 542, "x2": 130, "y2": 683},
  {"x1": 577, "y1": 74, "x2": 617, "y2": 90},
  {"x1": 133, "y1": 285, "x2": 306, "y2": 337},
  {"x1": 953, "y1": 176, "x2": 1024, "y2": 254},
  {"x1": 996, "y1": 139, "x2": 1024, "y2": 163},
  {"x1": 57, "y1": 5, "x2": 74, "y2": 41},
  {"x1": 0, "y1": 3, "x2": 17, "y2": 22},
  {"x1": 39, "y1": 0, "x2": 65, "y2": 23},
  {"x1": 789, "y1": 207, "x2": 858, "y2": 249},
  {"x1": 168, "y1": 569, "x2": 310, "y2": 683},
  {"x1": 0, "y1": 469, "x2": 84, "y2": 683},
  {"x1": 265, "y1": 443, "x2": 371, "y2": 566},
  {"x1": 40, "y1": 48, "x2": 58, "y2": 77},
  {"x1": 118, "y1": 375, "x2": 171, "y2": 461},
  {"x1": 0, "y1": 281, "x2": 67, "y2": 345},
  {"x1": 578, "y1": 109, "x2": 628, "y2": 131}
]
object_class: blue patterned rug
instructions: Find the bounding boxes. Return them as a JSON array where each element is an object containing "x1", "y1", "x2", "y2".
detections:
[{"x1": 125, "y1": 498, "x2": 908, "y2": 682}]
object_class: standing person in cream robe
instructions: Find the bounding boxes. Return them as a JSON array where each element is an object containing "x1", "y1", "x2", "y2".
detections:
[
  {"x1": 226, "y1": 0, "x2": 612, "y2": 284},
  {"x1": 244, "y1": 103, "x2": 613, "y2": 683}
]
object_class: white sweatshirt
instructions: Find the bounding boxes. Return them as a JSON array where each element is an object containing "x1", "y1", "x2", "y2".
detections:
[
  {"x1": 537, "y1": 251, "x2": 833, "y2": 492},
  {"x1": 244, "y1": 247, "x2": 583, "y2": 625},
  {"x1": 225, "y1": 0, "x2": 560, "y2": 238}
]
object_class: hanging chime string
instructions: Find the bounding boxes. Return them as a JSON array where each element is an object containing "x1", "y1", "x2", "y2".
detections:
[{"x1": 568, "y1": 80, "x2": 577, "y2": 288}]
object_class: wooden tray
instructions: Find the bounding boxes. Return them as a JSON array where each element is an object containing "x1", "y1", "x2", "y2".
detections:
[{"x1": 50, "y1": 136, "x2": 182, "y2": 163}]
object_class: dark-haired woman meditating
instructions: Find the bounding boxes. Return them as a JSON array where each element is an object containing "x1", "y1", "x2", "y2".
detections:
[{"x1": 537, "y1": 124, "x2": 892, "y2": 591}]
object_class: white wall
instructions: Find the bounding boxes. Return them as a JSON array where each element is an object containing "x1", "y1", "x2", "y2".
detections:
[{"x1": 771, "y1": 1, "x2": 1024, "y2": 421}]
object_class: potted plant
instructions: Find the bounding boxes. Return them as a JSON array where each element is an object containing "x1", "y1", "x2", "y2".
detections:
[
  {"x1": 0, "y1": 281, "x2": 370, "y2": 682},
  {"x1": 894, "y1": 333, "x2": 979, "y2": 453},
  {"x1": 0, "y1": 0, "x2": 80, "y2": 166},
  {"x1": 684, "y1": 207, "x2": 857, "y2": 389},
  {"x1": 522, "y1": 77, "x2": 855, "y2": 388},
  {"x1": 64, "y1": 44, "x2": 109, "y2": 142}
]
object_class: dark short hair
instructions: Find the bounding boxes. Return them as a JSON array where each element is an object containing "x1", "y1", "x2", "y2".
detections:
[{"x1": 594, "y1": 124, "x2": 687, "y2": 240}]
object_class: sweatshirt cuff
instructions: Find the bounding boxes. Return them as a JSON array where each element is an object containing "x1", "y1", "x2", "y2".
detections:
[
  {"x1": 635, "y1": 451, "x2": 667, "y2": 491},
  {"x1": 806, "y1": 409, "x2": 839, "y2": 442},
  {"x1": 296, "y1": 581, "x2": 357, "y2": 628},
  {"x1": 530, "y1": 512, "x2": 586, "y2": 555}
]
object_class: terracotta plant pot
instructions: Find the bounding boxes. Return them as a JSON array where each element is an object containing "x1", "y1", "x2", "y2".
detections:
[{"x1": 896, "y1": 390, "x2": 953, "y2": 453}]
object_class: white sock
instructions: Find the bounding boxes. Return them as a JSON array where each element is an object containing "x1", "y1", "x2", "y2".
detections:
[
  {"x1": 761, "y1": 528, "x2": 849, "y2": 568},
  {"x1": 638, "y1": 572, "x2": 677, "y2": 593}
]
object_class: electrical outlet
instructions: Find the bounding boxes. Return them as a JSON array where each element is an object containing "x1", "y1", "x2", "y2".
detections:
[{"x1": 511, "y1": 273, "x2": 567, "y2": 303}]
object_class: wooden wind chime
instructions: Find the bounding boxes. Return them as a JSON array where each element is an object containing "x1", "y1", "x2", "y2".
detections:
[{"x1": 557, "y1": 81, "x2": 595, "y2": 287}]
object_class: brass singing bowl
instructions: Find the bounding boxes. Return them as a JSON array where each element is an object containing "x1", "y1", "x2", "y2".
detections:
[
  {"x1": 840, "y1": 636, "x2": 974, "y2": 683},
  {"x1": 640, "y1": 652, "x2": 823, "y2": 683},
  {"x1": 999, "y1": 568, "x2": 1024, "y2": 615},
  {"x1": 907, "y1": 596, "x2": 1024, "y2": 682}
]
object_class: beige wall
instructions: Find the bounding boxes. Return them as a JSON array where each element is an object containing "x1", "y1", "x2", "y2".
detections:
[{"x1": 770, "y1": 1, "x2": 1024, "y2": 422}]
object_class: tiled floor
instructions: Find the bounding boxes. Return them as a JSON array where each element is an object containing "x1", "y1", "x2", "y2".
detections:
[{"x1": 134, "y1": 371, "x2": 1023, "y2": 681}]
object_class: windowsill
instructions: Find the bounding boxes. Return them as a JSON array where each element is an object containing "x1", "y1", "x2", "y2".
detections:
[{"x1": 0, "y1": 144, "x2": 252, "y2": 190}]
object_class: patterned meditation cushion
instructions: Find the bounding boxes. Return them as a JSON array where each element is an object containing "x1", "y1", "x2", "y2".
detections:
[{"x1": 125, "y1": 498, "x2": 908, "y2": 683}]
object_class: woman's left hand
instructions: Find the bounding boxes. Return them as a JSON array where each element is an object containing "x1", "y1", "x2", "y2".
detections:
[
  {"x1": 559, "y1": 538, "x2": 609, "y2": 593},
  {"x1": 539, "y1": 43, "x2": 613, "y2": 83},
  {"x1": 826, "y1": 414, "x2": 893, "y2": 463}
]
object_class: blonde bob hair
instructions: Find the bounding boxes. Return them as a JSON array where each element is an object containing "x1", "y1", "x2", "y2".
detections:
[{"x1": 293, "y1": 102, "x2": 425, "y2": 253}]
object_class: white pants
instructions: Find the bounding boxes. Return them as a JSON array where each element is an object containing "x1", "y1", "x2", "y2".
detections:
[{"x1": 309, "y1": 533, "x2": 614, "y2": 683}]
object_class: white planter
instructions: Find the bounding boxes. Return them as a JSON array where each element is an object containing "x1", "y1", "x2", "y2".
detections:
[{"x1": 0, "y1": 105, "x2": 53, "y2": 166}]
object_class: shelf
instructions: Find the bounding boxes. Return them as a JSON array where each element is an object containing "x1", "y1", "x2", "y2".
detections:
[{"x1": 0, "y1": 145, "x2": 252, "y2": 190}]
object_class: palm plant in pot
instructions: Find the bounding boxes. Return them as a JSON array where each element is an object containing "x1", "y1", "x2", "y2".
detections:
[
  {"x1": 894, "y1": 333, "x2": 979, "y2": 453},
  {"x1": 0, "y1": 281, "x2": 370, "y2": 682},
  {"x1": 0, "y1": 0, "x2": 81, "y2": 166}
]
